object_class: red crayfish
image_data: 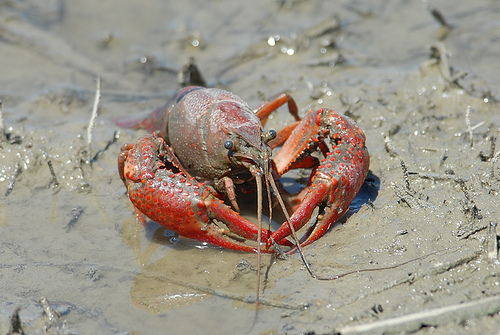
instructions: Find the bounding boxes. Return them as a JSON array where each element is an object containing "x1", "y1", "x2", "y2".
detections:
[{"x1": 118, "y1": 86, "x2": 369, "y2": 253}]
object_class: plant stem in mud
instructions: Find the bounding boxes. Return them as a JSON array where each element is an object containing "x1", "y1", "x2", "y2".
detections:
[{"x1": 87, "y1": 76, "x2": 101, "y2": 163}]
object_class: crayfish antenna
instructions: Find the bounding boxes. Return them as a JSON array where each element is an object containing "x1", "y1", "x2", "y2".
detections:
[
  {"x1": 266, "y1": 170, "x2": 318, "y2": 279},
  {"x1": 255, "y1": 172, "x2": 263, "y2": 310},
  {"x1": 264, "y1": 166, "x2": 275, "y2": 239}
]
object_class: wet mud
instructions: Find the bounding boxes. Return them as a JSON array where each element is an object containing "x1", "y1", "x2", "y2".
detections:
[{"x1": 1, "y1": 1, "x2": 500, "y2": 334}]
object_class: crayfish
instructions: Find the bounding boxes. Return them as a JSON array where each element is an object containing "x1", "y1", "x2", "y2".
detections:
[{"x1": 118, "y1": 86, "x2": 369, "y2": 254}]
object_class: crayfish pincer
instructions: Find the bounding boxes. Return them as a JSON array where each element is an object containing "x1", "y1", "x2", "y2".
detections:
[{"x1": 117, "y1": 86, "x2": 369, "y2": 252}]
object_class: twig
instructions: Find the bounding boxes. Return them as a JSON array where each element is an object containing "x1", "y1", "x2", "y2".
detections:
[
  {"x1": 91, "y1": 130, "x2": 119, "y2": 162},
  {"x1": 465, "y1": 105, "x2": 473, "y2": 147},
  {"x1": 453, "y1": 180, "x2": 483, "y2": 238},
  {"x1": 400, "y1": 159, "x2": 411, "y2": 191},
  {"x1": 338, "y1": 294, "x2": 500, "y2": 335},
  {"x1": 492, "y1": 150, "x2": 500, "y2": 178},
  {"x1": 0, "y1": 100, "x2": 6, "y2": 141},
  {"x1": 39, "y1": 297, "x2": 65, "y2": 334},
  {"x1": 487, "y1": 222, "x2": 499, "y2": 264},
  {"x1": 430, "y1": 43, "x2": 452, "y2": 81},
  {"x1": 384, "y1": 136, "x2": 398, "y2": 158},
  {"x1": 470, "y1": 120, "x2": 485, "y2": 132},
  {"x1": 47, "y1": 159, "x2": 59, "y2": 188},
  {"x1": 5, "y1": 162, "x2": 21, "y2": 196},
  {"x1": 429, "y1": 43, "x2": 467, "y2": 88},
  {"x1": 423, "y1": 0, "x2": 450, "y2": 28},
  {"x1": 458, "y1": 223, "x2": 488, "y2": 240},
  {"x1": 480, "y1": 136, "x2": 496, "y2": 162},
  {"x1": 39, "y1": 297, "x2": 59, "y2": 321},
  {"x1": 392, "y1": 159, "x2": 433, "y2": 209},
  {"x1": 87, "y1": 77, "x2": 101, "y2": 163}
]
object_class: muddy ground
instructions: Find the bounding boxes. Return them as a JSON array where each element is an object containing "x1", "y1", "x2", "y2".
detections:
[{"x1": 1, "y1": 0, "x2": 500, "y2": 334}]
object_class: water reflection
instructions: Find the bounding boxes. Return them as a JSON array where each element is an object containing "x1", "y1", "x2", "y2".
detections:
[{"x1": 121, "y1": 217, "x2": 277, "y2": 314}]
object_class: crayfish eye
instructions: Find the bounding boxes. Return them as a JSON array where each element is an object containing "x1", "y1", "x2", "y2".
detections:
[
  {"x1": 262, "y1": 129, "x2": 277, "y2": 143},
  {"x1": 224, "y1": 140, "x2": 233, "y2": 150}
]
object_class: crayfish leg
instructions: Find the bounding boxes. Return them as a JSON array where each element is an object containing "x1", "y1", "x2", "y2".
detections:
[
  {"x1": 255, "y1": 92, "x2": 300, "y2": 126},
  {"x1": 215, "y1": 177, "x2": 240, "y2": 213},
  {"x1": 267, "y1": 121, "x2": 300, "y2": 149}
]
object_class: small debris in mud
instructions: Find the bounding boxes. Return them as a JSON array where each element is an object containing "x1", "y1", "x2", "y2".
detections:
[
  {"x1": 85, "y1": 267, "x2": 101, "y2": 281},
  {"x1": 465, "y1": 105, "x2": 474, "y2": 147},
  {"x1": 47, "y1": 159, "x2": 60, "y2": 188},
  {"x1": 0, "y1": 101, "x2": 22, "y2": 145},
  {"x1": 5, "y1": 162, "x2": 21, "y2": 197},
  {"x1": 429, "y1": 43, "x2": 468, "y2": 89},
  {"x1": 39, "y1": 297, "x2": 66, "y2": 334},
  {"x1": 459, "y1": 181, "x2": 482, "y2": 221},
  {"x1": 370, "y1": 303, "x2": 384, "y2": 316},
  {"x1": 479, "y1": 136, "x2": 496, "y2": 162},
  {"x1": 455, "y1": 180, "x2": 485, "y2": 238},
  {"x1": 423, "y1": 0, "x2": 451, "y2": 28},
  {"x1": 392, "y1": 159, "x2": 433, "y2": 209},
  {"x1": 96, "y1": 31, "x2": 115, "y2": 49},
  {"x1": 457, "y1": 223, "x2": 489, "y2": 240},
  {"x1": 384, "y1": 136, "x2": 399, "y2": 158},
  {"x1": 0, "y1": 100, "x2": 6, "y2": 141},
  {"x1": 392, "y1": 182, "x2": 427, "y2": 208},
  {"x1": 400, "y1": 159, "x2": 411, "y2": 191},
  {"x1": 491, "y1": 150, "x2": 500, "y2": 178},
  {"x1": 7, "y1": 306, "x2": 25, "y2": 335},
  {"x1": 5, "y1": 132, "x2": 23, "y2": 145},
  {"x1": 178, "y1": 57, "x2": 206, "y2": 87},
  {"x1": 63, "y1": 207, "x2": 83, "y2": 230},
  {"x1": 234, "y1": 259, "x2": 255, "y2": 273},
  {"x1": 487, "y1": 222, "x2": 499, "y2": 263},
  {"x1": 91, "y1": 130, "x2": 119, "y2": 162}
]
